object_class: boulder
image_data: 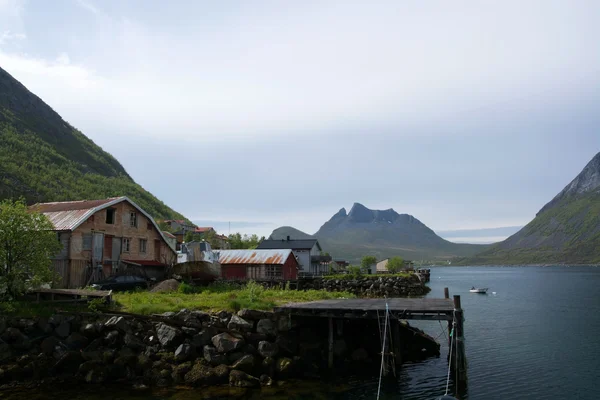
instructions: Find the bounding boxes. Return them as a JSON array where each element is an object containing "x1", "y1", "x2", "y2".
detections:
[
  {"x1": 55, "y1": 322, "x2": 71, "y2": 339},
  {"x1": 174, "y1": 343, "x2": 195, "y2": 362},
  {"x1": 66, "y1": 332, "x2": 89, "y2": 350},
  {"x1": 203, "y1": 345, "x2": 227, "y2": 365},
  {"x1": 211, "y1": 332, "x2": 244, "y2": 353},
  {"x1": 156, "y1": 323, "x2": 182, "y2": 348},
  {"x1": 184, "y1": 363, "x2": 218, "y2": 386},
  {"x1": 256, "y1": 319, "x2": 277, "y2": 336},
  {"x1": 258, "y1": 341, "x2": 279, "y2": 358},
  {"x1": 229, "y1": 369, "x2": 260, "y2": 388},
  {"x1": 259, "y1": 374, "x2": 273, "y2": 386},
  {"x1": 81, "y1": 323, "x2": 97, "y2": 338},
  {"x1": 0, "y1": 342, "x2": 12, "y2": 360},
  {"x1": 104, "y1": 330, "x2": 120, "y2": 345},
  {"x1": 227, "y1": 315, "x2": 253, "y2": 332},
  {"x1": 261, "y1": 356, "x2": 275, "y2": 376},
  {"x1": 192, "y1": 328, "x2": 217, "y2": 349},
  {"x1": 124, "y1": 333, "x2": 145, "y2": 351},
  {"x1": 104, "y1": 316, "x2": 131, "y2": 332},
  {"x1": 275, "y1": 333, "x2": 298, "y2": 355},
  {"x1": 40, "y1": 336, "x2": 61, "y2": 355},
  {"x1": 237, "y1": 309, "x2": 265, "y2": 320},
  {"x1": 213, "y1": 364, "x2": 230, "y2": 384},
  {"x1": 275, "y1": 357, "x2": 293, "y2": 378},
  {"x1": 227, "y1": 351, "x2": 246, "y2": 364},
  {"x1": 85, "y1": 337, "x2": 104, "y2": 352},
  {"x1": 53, "y1": 350, "x2": 83, "y2": 373},
  {"x1": 81, "y1": 351, "x2": 102, "y2": 362},
  {"x1": 1, "y1": 327, "x2": 27, "y2": 344},
  {"x1": 245, "y1": 332, "x2": 268, "y2": 346},
  {"x1": 230, "y1": 354, "x2": 256, "y2": 374}
]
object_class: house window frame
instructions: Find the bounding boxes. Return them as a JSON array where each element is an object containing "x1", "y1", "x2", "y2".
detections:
[
  {"x1": 130, "y1": 212, "x2": 137, "y2": 228},
  {"x1": 123, "y1": 238, "x2": 131, "y2": 252},
  {"x1": 139, "y1": 238, "x2": 147, "y2": 253},
  {"x1": 106, "y1": 208, "x2": 116, "y2": 224}
]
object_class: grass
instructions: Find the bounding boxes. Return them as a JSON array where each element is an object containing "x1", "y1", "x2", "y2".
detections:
[
  {"x1": 323, "y1": 272, "x2": 413, "y2": 280},
  {"x1": 113, "y1": 281, "x2": 356, "y2": 315},
  {"x1": 0, "y1": 300, "x2": 89, "y2": 317}
]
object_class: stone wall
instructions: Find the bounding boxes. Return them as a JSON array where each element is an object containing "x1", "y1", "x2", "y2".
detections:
[
  {"x1": 0, "y1": 308, "x2": 438, "y2": 389},
  {"x1": 300, "y1": 275, "x2": 430, "y2": 297}
]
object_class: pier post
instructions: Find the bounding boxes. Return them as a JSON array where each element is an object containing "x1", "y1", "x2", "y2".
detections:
[
  {"x1": 391, "y1": 319, "x2": 402, "y2": 369},
  {"x1": 444, "y1": 287, "x2": 449, "y2": 299},
  {"x1": 328, "y1": 317, "x2": 334, "y2": 369},
  {"x1": 452, "y1": 295, "x2": 468, "y2": 391}
]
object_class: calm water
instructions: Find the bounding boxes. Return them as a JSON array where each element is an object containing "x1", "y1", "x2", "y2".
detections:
[{"x1": 5, "y1": 266, "x2": 600, "y2": 399}]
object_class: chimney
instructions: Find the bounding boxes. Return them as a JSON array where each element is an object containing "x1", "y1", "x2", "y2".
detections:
[{"x1": 287, "y1": 236, "x2": 290, "y2": 241}]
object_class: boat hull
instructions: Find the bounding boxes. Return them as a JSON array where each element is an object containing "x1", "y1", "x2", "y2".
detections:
[
  {"x1": 469, "y1": 288, "x2": 488, "y2": 293},
  {"x1": 172, "y1": 261, "x2": 221, "y2": 282}
]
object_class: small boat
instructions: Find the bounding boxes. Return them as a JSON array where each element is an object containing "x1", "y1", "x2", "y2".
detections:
[{"x1": 469, "y1": 287, "x2": 488, "y2": 294}]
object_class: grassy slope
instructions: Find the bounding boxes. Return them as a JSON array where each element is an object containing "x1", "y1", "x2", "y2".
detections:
[
  {"x1": 460, "y1": 192, "x2": 600, "y2": 265},
  {"x1": 0, "y1": 67, "x2": 185, "y2": 220}
]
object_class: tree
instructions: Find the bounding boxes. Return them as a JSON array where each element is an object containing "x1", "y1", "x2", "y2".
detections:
[
  {"x1": 227, "y1": 232, "x2": 265, "y2": 249},
  {"x1": 386, "y1": 256, "x2": 404, "y2": 273},
  {"x1": 361, "y1": 255, "x2": 377, "y2": 273},
  {"x1": 0, "y1": 199, "x2": 61, "y2": 299}
]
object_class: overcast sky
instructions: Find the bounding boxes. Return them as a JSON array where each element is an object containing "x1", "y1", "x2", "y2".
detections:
[{"x1": 1, "y1": 0, "x2": 599, "y2": 242}]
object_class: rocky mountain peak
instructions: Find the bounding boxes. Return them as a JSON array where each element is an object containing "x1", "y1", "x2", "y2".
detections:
[{"x1": 538, "y1": 151, "x2": 600, "y2": 214}]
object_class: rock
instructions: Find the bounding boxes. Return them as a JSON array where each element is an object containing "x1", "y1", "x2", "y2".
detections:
[
  {"x1": 203, "y1": 345, "x2": 227, "y2": 365},
  {"x1": 1, "y1": 327, "x2": 26, "y2": 344},
  {"x1": 0, "y1": 318, "x2": 6, "y2": 335},
  {"x1": 245, "y1": 332, "x2": 268, "y2": 346},
  {"x1": 160, "y1": 312, "x2": 176, "y2": 318},
  {"x1": 217, "y1": 310, "x2": 231, "y2": 323},
  {"x1": 0, "y1": 342, "x2": 12, "y2": 360},
  {"x1": 54, "y1": 350, "x2": 83, "y2": 373},
  {"x1": 105, "y1": 330, "x2": 120, "y2": 345},
  {"x1": 174, "y1": 361, "x2": 193, "y2": 376},
  {"x1": 229, "y1": 369, "x2": 260, "y2": 388},
  {"x1": 275, "y1": 333, "x2": 298, "y2": 355},
  {"x1": 191, "y1": 310, "x2": 210, "y2": 321},
  {"x1": 82, "y1": 351, "x2": 102, "y2": 362},
  {"x1": 40, "y1": 336, "x2": 61, "y2": 355},
  {"x1": 137, "y1": 353, "x2": 152, "y2": 370},
  {"x1": 213, "y1": 364, "x2": 230, "y2": 384},
  {"x1": 84, "y1": 337, "x2": 104, "y2": 352},
  {"x1": 144, "y1": 346, "x2": 158, "y2": 360},
  {"x1": 333, "y1": 339, "x2": 347, "y2": 357},
  {"x1": 184, "y1": 363, "x2": 218, "y2": 386},
  {"x1": 192, "y1": 328, "x2": 217, "y2": 349},
  {"x1": 227, "y1": 351, "x2": 246, "y2": 364},
  {"x1": 48, "y1": 314, "x2": 65, "y2": 327},
  {"x1": 259, "y1": 374, "x2": 273, "y2": 386},
  {"x1": 174, "y1": 343, "x2": 195, "y2": 362},
  {"x1": 124, "y1": 333, "x2": 145, "y2": 351},
  {"x1": 277, "y1": 316, "x2": 292, "y2": 332},
  {"x1": 54, "y1": 321, "x2": 71, "y2": 339},
  {"x1": 103, "y1": 349, "x2": 117, "y2": 364},
  {"x1": 275, "y1": 357, "x2": 293, "y2": 378},
  {"x1": 156, "y1": 323, "x2": 182, "y2": 348},
  {"x1": 65, "y1": 332, "x2": 89, "y2": 350},
  {"x1": 85, "y1": 368, "x2": 106, "y2": 383},
  {"x1": 230, "y1": 354, "x2": 256, "y2": 374},
  {"x1": 211, "y1": 332, "x2": 244, "y2": 353},
  {"x1": 81, "y1": 323, "x2": 97, "y2": 338},
  {"x1": 227, "y1": 315, "x2": 253, "y2": 332},
  {"x1": 182, "y1": 327, "x2": 197, "y2": 336},
  {"x1": 351, "y1": 348, "x2": 369, "y2": 361},
  {"x1": 256, "y1": 319, "x2": 277, "y2": 336},
  {"x1": 104, "y1": 316, "x2": 130, "y2": 332},
  {"x1": 258, "y1": 341, "x2": 279, "y2": 358},
  {"x1": 262, "y1": 356, "x2": 275, "y2": 376},
  {"x1": 237, "y1": 309, "x2": 265, "y2": 320}
]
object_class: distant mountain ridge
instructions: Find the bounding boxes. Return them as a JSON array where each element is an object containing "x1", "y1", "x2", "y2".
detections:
[
  {"x1": 0, "y1": 66, "x2": 186, "y2": 220},
  {"x1": 270, "y1": 203, "x2": 489, "y2": 262},
  {"x1": 464, "y1": 151, "x2": 600, "y2": 264}
]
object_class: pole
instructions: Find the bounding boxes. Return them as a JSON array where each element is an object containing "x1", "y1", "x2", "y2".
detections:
[{"x1": 452, "y1": 295, "x2": 467, "y2": 392}]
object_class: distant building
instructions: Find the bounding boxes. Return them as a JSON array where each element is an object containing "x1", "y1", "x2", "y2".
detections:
[
  {"x1": 218, "y1": 249, "x2": 299, "y2": 280},
  {"x1": 31, "y1": 196, "x2": 177, "y2": 288},
  {"x1": 256, "y1": 237, "x2": 327, "y2": 274},
  {"x1": 376, "y1": 258, "x2": 414, "y2": 273}
]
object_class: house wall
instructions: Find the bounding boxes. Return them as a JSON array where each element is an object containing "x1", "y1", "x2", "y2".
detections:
[
  {"x1": 282, "y1": 254, "x2": 299, "y2": 280},
  {"x1": 221, "y1": 255, "x2": 298, "y2": 281},
  {"x1": 68, "y1": 201, "x2": 176, "y2": 266},
  {"x1": 293, "y1": 250, "x2": 310, "y2": 272},
  {"x1": 221, "y1": 265, "x2": 247, "y2": 280}
]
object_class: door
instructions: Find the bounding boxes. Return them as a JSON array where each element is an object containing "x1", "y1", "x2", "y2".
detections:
[
  {"x1": 92, "y1": 232, "x2": 104, "y2": 264},
  {"x1": 154, "y1": 239, "x2": 161, "y2": 261}
]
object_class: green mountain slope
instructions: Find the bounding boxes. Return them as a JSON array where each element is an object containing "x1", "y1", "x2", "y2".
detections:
[
  {"x1": 0, "y1": 66, "x2": 185, "y2": 220},
  {"x1": 270, "y1": 203, "x2": 490, "y2": 263},
  {"x1": 463, "y1": 152, "x2": 600, "y2": 264}
]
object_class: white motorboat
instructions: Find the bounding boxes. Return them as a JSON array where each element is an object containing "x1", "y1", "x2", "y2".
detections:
[{"x1": 469, "y1": 287, "x2": 488, "y2": 294}]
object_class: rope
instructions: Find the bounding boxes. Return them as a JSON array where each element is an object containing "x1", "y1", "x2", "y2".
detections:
[
  {"x1": 376, "y1": 301, "x2": 389, "y2": 400},
  {"x1": 445, "y1": 312, "x2": 456, "y2": 396}
]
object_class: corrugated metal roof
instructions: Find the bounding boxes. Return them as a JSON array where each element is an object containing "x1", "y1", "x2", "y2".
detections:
[
  {"x1": 218, "y1": 249, "x2": 294, "y2": 265},
  {"x1": 30, "y1": 197, "x2": 123, "y2": 231}
]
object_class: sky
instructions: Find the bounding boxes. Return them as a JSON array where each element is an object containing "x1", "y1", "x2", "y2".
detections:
[{"x1": 1, "y1": 0, "x2": 599, "y2": 243}]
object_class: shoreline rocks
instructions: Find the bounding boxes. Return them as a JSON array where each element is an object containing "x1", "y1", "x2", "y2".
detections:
[{"x1": 301, "y1": 275, "x2": 430, "y2": 297}]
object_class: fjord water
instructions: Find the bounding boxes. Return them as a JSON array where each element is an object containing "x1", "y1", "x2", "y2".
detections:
[{"x1": 6, "y1": 266, "x2": 599, "y2": 400}]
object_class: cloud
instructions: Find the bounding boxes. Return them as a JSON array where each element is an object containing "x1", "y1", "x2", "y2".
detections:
[
  {"x1": 74, "y1": 0, "x2": 98, "y2": 14},
  {"x1": 0, "y1": 30, "x2": 26, "y2": 45}
]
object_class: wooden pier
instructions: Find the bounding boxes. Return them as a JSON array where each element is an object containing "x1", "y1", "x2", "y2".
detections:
[
  {"x1": 30, "y1": 288, "x2": 113, "y2": 303},
  {"x1": 275, "y1": 288, "x2": 467, "y2": 389}
]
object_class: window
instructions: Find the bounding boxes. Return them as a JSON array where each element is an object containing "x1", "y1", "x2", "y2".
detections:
[
  {"x1": 147, "y1": 222, "x2": 153, "y2": 230},
  {"x1": 123, "y1": 238, "x2": 131, "y2": 252},
  {"x1": 106, "y1": 208, "x2": 116, "y2": 224},
  {"x1": 130, "y1": 212, "x2": 137, "y2": 227},
  {"x1": 139, "y1": 239, "x2": 147, "y2": 253}
]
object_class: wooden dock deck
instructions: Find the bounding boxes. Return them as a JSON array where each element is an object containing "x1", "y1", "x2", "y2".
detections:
[
  {"x1": 31, "y1": 288, "x2": 113, "y2": 303},
  {"x1": 274, "y1": 298, "x2": 455, "y2": 321}
]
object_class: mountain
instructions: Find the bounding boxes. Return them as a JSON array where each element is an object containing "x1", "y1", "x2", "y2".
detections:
[
  {"x1": 0, "y1": 66, "x2": 185, "y2": 220},
  {"x1": 270, "y1": 203, "x2": 490, "y2": 263},
  {"x1": 465, "y1": 152, "x2": 600, "y2": 264}
]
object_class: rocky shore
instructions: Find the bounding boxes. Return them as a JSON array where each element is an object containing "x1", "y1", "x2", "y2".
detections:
[
  {"x1": 300, "y1": 275, "x2": 430, "y2": 297},
  {"x1": 0, "y1": 307, "x2": 439, "y2": 390}
]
